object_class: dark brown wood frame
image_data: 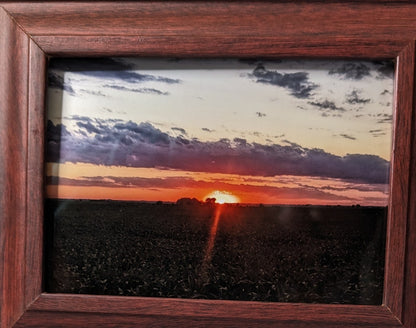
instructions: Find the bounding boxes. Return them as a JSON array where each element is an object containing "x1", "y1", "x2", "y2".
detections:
[{"x1": 0, "y1": 1, "x2": 415, "y2": 327}]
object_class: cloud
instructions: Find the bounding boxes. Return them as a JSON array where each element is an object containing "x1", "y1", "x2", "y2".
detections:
[
  {"x1": 49, "y1": 58, "x2": 131, "y2": 71},
  {"x1": 281, "y1": 140, "x2": 302, "y2": 148},
  {"x1": 345, "y1": 90, "x2": 370, "y2": 105},
  {"x1": 102, "y1": 84, "x2": 169, "y2": 95},
  {"x1": 112, "y1": 121, "x2": 171, "y2": 145},
  {"x1": 46, "y1": 119, "x2": 390, "y2": 185},
  {"x1": 76, "y1": 121, "x2": 102, "y2": 134},
  {"x1": 46, "y1": 175, "x2": 352, "y2": 202},
  {"x1": 308, "y1": 100, "x2": 345, "y2": 112},
  {"x1": 256, "y1": 112, "x2": 266, "y2": 117},
  {"x1": 46, "y1": 175, "x2": 194, "y2": 189},
  {"x1": 374, "y1": 61, "x2": 394, "y2": 79},
  {"x1": 316, "y1": 182, "x2": 387, "y2": 193},
  {"x1": 79, "y1": 89, "x2": 106, "y2": 97},
  {"x1": 171, "y1": 127, "x2": 187, "y2": 135},
  {"x1": 369, "y1": 129, "x2": 387, "y2": 138},
  {"x1": 238, "y1": 58, "x2": 283, "y2": 66},
  {"x1": 328, "y1": 62, "x2": 371, "y2": 80},
  {"x1": 48, "y1": 72, "x2": 75, "y2": 95},
  {"x1": 339, "y1": 134, "x2": 356, "y2": 140},
  {"x1": 46, "y1": 120, "x2": 72, "y2": 163},
  {"x1": 46, "y1": 120, "x2": 70, "y2": 141},
  {"x1": 376, "y1": 114, "x2": 393, "y2": 124},
  {"x1": 49, "y1": 57, "x2": 181, "y2": 85},
  {"x1": 249, "y1": 64, "x2": 318, "y2": 99},
  {"x1": 233, "y1": 138, "x2": 248, "y2": 146}
]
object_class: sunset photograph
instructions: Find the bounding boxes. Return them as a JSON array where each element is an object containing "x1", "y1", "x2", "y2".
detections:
[{"x1": 45, "y1": 58, "x2": 393, "y2": 304}]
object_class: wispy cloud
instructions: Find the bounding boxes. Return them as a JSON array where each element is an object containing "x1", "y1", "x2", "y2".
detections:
[
  {"x1": 102, "y1": 84, "x2": 169, "y2": 95},
  {"x1": 48, "y1": 58, "x2": 181, "y2": 99},
  {"x1": 79, "y1": 89, "x2": 106, "y2": 97},
  {"x1": 376, "y1": 114, "x2": 393, "y2": 124},
  {"x1": 49, "y1": 58, "x2": 181, "y2": 85},
  {"x1": 308, "y1": 100, "x2": 345, "y2": 112},
  {"x1": 369, "y1": 129, "x2": 387, "y2": 138},
  {"x1": 339, "y1": 134, "x2": 356, "y2": 140},
  {"x1": 46, "y1": 174, "x2": 353, "y2": 202},
  {"x1": 172, "y1": 127, "x2": 187, "y2": 135},
  {"x1": 345, "y1": 90, "x2": 370, "y2": 105}
]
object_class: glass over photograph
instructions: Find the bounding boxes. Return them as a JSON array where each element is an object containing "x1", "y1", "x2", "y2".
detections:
[{"x1": 45, "y1": 58, "x2": 394, "y2": 304}]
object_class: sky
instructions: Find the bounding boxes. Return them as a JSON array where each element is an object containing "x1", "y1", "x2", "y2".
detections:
[{"x1": 46, "y1": 58, "x2": 394, "y2": 205}]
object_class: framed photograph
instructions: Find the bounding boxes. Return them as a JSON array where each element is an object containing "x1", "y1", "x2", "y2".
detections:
[
  {"x1": 1, "y1": 2, "x2": 415, "y2": 328},
  {"x1": 44, "y1": 57, "x2": 392, "y2": 306}
]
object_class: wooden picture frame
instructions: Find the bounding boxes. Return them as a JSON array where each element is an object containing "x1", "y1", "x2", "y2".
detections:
[{"x1": 0, "y1": 1, "x2": 415, "y2": 327}]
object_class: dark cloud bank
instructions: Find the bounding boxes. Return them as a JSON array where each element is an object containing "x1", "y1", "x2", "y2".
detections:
[{"x1": 47, "y1": 118, "x2": 390, "y2": 184}]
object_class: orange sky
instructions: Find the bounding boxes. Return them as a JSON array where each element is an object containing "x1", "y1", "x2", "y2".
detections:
[
  {"x1": 46, "y1": 163, "x2": 389, "y2": 205},
  {"x1": 45, "y1": 59, "x2": 393, "y2": 206}
]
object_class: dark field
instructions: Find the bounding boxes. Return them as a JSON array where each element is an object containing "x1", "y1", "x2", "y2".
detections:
[{"x1": 45, "y1": 199, "x2": 387, "y2": 304}]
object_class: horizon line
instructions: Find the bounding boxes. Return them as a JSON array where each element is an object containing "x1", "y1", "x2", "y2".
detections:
[{"x1": 45, "y1": 197, "x2": 387, "y2": 208}]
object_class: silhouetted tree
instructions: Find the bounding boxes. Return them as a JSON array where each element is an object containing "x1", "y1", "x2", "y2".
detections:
[
  {"x1": 176, "y1": 197, "x2": 201, "y2": 207},
  {"x1": 205, "y1": 198, "x2": 216, "y2": 205}
]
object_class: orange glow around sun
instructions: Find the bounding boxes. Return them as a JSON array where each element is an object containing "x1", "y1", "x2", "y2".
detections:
[{"x1": 204, "y1": 190, "x2": 240, "y2": 204}]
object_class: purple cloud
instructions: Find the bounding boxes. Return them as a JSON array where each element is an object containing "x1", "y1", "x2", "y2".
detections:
[{"x1": 46, "y1": 118, "x2": 390, "y2": 184}]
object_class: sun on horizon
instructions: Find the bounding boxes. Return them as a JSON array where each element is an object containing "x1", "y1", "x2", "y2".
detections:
[
  {"x1": 204, "y1": 190, "x2": 240, "y2": 204},
  {"x1": 45, "y1": 58, "x2": 393, "y2": 207}
]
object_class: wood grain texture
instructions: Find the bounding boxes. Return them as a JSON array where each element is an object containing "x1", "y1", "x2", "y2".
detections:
[
  {"x1": 12, "y1": 311, "x2": 401, "y2": 328},
  {"x1": 2, "y1": 2, "x2": 416, "y2": 59},
  {"x1": 14, "y1": 294, "x2": 401, "y2": 328},
  {"x1": 24, "y1": 40, "x2": 45, "y2": 309},
  {"x1": 0, "y1": 7, "x2": 30, "y2": 328},
  {"x1": 12, "y1": 312, "x2": 401, "y2": 328},
  {"x1": 34, "y1": 35, "x2": 409, "y2": 58},
  {"x1": 383, "y1": 43, "x2": 415, "y2": 322},
  {"x1": 0, "y1": 1, "x2": 415, "y2": 327},
  {"x1": 3, "y1": 2, "x2": 416, "y2": 41},
  {"x1": 402, "y1": 43, "x2": 416, "y2": 328}
]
